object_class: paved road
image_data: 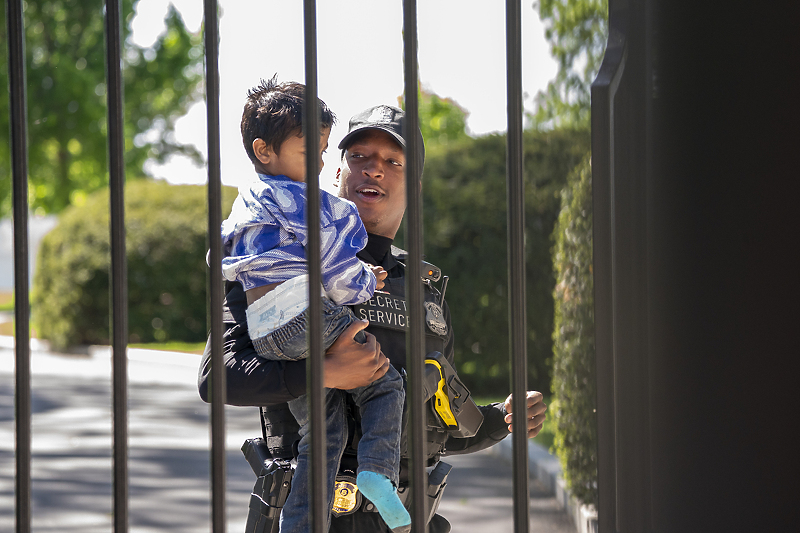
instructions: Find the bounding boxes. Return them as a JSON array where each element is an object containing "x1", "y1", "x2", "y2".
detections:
[{"x1": 0, "y1": 341, "x2": 572, "y2": 532}]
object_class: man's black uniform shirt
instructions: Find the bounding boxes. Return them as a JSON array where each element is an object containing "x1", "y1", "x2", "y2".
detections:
[{"x1": 197, "y1": 234, "x2": 510, "y2": 458}]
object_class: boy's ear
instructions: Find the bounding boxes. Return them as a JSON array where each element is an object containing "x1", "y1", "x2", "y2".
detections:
[{"x1": 253, "y1": 139, "x2": 272, "y2": 165}]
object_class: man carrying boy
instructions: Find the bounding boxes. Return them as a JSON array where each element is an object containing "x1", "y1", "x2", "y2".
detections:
[
  {"x1": 199, "y1": 103, "x2": 547, "y2": 532},
  {"x1": 221, "y1": 77, "x2": 411, "y2": 532}
]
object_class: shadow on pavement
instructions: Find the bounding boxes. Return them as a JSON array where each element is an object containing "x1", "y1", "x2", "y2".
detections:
[{"x1": 1, "y1": 353, "x2": 572, "y2": 532}]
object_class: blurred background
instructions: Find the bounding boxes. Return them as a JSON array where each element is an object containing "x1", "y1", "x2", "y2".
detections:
[{"x1": 1, "y1": 0, "x2": 605, "y2": 529}]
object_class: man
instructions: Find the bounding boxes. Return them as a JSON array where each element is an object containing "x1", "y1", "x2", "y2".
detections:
[{"x1": 198, "y1": 105, "x2": 547, "y2": 532}]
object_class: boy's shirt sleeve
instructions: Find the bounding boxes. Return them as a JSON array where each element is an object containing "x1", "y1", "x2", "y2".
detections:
[
  {"x1": 221, "y1": 176, "x2": 375, "y2": 301},
  {"x1": 221, "y1": 177, "x2": 309, "y2": 290},
  {"x1": 318, "y1": 191, "x2": 376, "y2": 305}
]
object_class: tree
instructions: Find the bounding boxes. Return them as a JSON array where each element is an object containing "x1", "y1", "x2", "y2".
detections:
[
  {"x1": 418, "y1": 128, "x2": 590, "y2": 395},
  {"x1": 417, "y1": 88, "x2": 470, "y2": 154},
  {"x1": 398, "y1": 87, "x2": 471, "y2": 157},
  {"x1": 396, "y1": 89, "x2": 590, "y2": 393},
  {"x1": 0, "y1": 0, "x2": 203, "y2": 218},
  {"x1": 534, "y1": 0, "x2": 609, "y2": 128}
]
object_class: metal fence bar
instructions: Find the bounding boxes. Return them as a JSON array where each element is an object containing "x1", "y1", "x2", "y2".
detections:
[
  {"x1": 7, "y1": 0, "x2": 31, "y2": 531},
  {"x1": 203, "y1": 0, "x2": 226, "y2": 531},
  {"x1": 402, "y1": 1, "x2": 427, "y2": 531},
  {"x1": 104, "y1": 1, "x2": 130, "y2": 531},
  {"x1": 302, "y1": 2, "x2": 326, "y2": 532},
  {"x1": 506, "y1": 1, "x2": 530, "y2": 532},
  {"x1": 1, "y1": 4, "x2": 533, "y2": 532}
]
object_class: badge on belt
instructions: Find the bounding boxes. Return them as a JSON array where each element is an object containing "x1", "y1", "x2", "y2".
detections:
[{"x1": 331, "y1": 478, "x2": 362, "y2": 516}]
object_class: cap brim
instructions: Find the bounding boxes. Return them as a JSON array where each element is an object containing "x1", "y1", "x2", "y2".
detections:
[{"x1": 338, "y1": 125, "x2": 406, "y2": 150}]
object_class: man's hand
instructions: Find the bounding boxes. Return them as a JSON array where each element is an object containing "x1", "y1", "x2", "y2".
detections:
[
  {"x1": 503, "y1": 391, "x2": 547, "y2": 438},
  {"x1": 324, "y1": 319, "x2": 389, "y2": 390}
]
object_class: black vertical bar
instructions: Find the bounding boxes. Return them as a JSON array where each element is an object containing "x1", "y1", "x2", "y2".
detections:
[
  {"x1": 506, "y1": 1, "x2": 530, "y2": 532},
  {"x1": 104, "y1": 1, "x2": 129, "y2": 532},
  {"x1": 203, "y1": 1, "x2": 226, "y2": 532},
  {"x1": 302, "y1": 2, "x2": 325, "y2": 532},
  {"x1": 402, "y1": 1, "x2": 426, "y2": 531},
  {"x1": 7, "y1": 0, "x2": 31, "y2": 531},
  {"x1": 591, "y1": 15, "x2": 626, "y2": 531}
]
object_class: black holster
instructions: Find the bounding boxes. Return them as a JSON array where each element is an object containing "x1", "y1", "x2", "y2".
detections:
[
  {"x1": 242, "y1": 438, "x2": 295, "y2": 533},
  {"x1": 393, "y1": 460, "x2": 453, "y2": 524}
]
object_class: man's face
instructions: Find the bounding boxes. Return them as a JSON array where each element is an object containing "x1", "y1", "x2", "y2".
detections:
[
  {"x1": 337, "y1": 130, "x2": 406, "y2": 238},
  {"x1": 254, "y1": 127, "x2": 331, "y2": 183}
]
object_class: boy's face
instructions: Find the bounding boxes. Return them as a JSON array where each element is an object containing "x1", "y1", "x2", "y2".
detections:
[{"x1": 253, "y1": 127, "x2": 331, "y2": 182}]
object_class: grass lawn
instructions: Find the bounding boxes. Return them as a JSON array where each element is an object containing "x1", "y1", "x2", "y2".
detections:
[
  {"x1": 0, "y1": 291, "x2": 13, "y2": 312},
  {"x1": 0, "y1": 320, "x2": 14, "y2": 337},
  {"x1": 0, "y1": 290, "x2": 19, "y2": 337},
  {"x1": 0, "y1": 317, "x2": 206, "y2": 356},
  {"x1": 129, "y1": 341, "x2": 206, "y2": 354}
]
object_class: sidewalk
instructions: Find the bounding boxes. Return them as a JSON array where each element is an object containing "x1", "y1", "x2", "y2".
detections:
[
  {"x1": 489, "y1": 434, "x2": 597, "y2": 533},
  {"x1": 1, "y1": 337, "x2": 575, "y2": 532}
]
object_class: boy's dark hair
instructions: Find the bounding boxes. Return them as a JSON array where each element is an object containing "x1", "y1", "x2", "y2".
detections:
[{"x1": 240, "y1": 74, "x2": 335, "y2": 164}]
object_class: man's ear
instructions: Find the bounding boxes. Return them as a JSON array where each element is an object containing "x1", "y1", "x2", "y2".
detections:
[{"x1": 253, "y1": 139, "x2": 272, "y2": 165}]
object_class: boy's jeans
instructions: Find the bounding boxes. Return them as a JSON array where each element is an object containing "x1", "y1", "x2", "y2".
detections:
[{"x1": 251, "y1": 296, "x2": 405, "y2": 533}]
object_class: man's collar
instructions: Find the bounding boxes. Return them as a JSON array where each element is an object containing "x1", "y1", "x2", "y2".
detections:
[
  {"x1": 390, "y1": 245, "x2": 409, "y2": 261},
  {"x1": 358, "y1": 234, "x2": 398, "y2": 270}
]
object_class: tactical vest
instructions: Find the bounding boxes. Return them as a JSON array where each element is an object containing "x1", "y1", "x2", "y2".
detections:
[{"x1": 258, "y1": 252, "x2": 466, "y2": 462}]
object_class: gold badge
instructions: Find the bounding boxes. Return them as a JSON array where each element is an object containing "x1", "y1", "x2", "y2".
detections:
[
  {"x1": 332, "y1": 480, "x2": 359, "y2": 515},
  {"x1": 425, "y1": 301, "x2": 448, "y2": 336}
]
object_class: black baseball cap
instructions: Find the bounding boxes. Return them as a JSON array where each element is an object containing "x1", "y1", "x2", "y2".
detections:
[{"x1": 338, "y1": 105, "x2": 425, "y2": 173}]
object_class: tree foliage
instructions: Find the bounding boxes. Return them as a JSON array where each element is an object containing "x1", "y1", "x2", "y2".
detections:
[
  {"x1": 0, "y1": 0, "x2": 203, "y2": 218},
  {"x1": 397, "y1": 88, "x2": 590, "y2": 393},
  {"x1": 416, "y1": 128, "x2": 590, "y2": 395},
  {"x1": 416, "y1": 88, "x2": 470, "y2": 155},
  {"x1": 551, "y1": 154, "x2": 597, "y2": 505},
  {"x1": 32, "y1": 180, "x2": 238, "y2": 349},
  {"x1": 534, "y1": 0, "x2": 608, "y2": 128}
]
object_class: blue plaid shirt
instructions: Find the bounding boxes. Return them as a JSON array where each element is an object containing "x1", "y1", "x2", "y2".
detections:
[{"x1": 221, "y1": 173, "x2": 376, "y2": 305}]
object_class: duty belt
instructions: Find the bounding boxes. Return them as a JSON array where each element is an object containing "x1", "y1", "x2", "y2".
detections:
[
  {"x1": 241, "y1": 437, "x2": 452, "y2": 532},
  {"x1": 331, "y1": 461, "x2": 453, "y2": 522}
]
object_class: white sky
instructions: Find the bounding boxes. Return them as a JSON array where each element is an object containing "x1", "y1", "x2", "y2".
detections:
[{"x1": 131, "y1": 0, "x2": 557, "y2": 193}]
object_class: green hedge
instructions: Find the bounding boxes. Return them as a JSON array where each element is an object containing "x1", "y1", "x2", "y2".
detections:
[
  {"x1": 551, "y1": 154, "x2": 597, "y2": 505},
  {"x1": 411, "y1": 128, "x2": 590, "y2": 395},
  {"x1": 32, "y1": 180, "x2": 237, "y2": 349}
]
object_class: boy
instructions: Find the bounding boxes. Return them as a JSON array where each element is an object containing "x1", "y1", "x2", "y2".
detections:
[{"x1": 221, "y1": 77, "x2": 410, "y2": 533}]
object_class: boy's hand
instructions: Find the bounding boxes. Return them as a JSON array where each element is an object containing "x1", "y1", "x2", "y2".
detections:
[
  {"x1": 324, "y1": 319, "x2": 389, "y2": 390},
  {"x1": 370, "y1": 265, "x2": 388, "y2": 290}
]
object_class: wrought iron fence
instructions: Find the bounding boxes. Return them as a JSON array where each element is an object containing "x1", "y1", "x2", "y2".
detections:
[{"x1": 6, "y1": 1, "x2": 530, "y2": 532}]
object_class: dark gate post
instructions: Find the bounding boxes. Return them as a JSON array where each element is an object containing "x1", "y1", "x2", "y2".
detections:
[
  {"x1": 592, "y1": 0, "x2": 800, "y2": 530},
  {"x1": 7, "y1": 0, "x2": 31, "y2": 531},
  {"x1": 203, "y1": 1, "x2": 226, "y2": 532},
  {"x1": 506, "y1": 1, "x2": 530, "y2": 532},
  {"x1": 104, "y1": 1, "x2": 129, "y2": 531}
]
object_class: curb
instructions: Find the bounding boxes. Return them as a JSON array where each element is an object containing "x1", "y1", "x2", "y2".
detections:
[
  {"x1": 0, "y1": 335, "x2": 201, "y2": 386},
  {"x1": 490, "y1": 437, "x2": 597, "y2": 533}
]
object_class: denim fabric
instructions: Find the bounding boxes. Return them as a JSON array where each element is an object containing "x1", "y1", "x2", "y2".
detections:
[
  {"x1": 253, "y1": 295, "x2": 405, "y2": 533},
  {"x1": 280, "y1": 368, "x2": 404, "y2": 533}
]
